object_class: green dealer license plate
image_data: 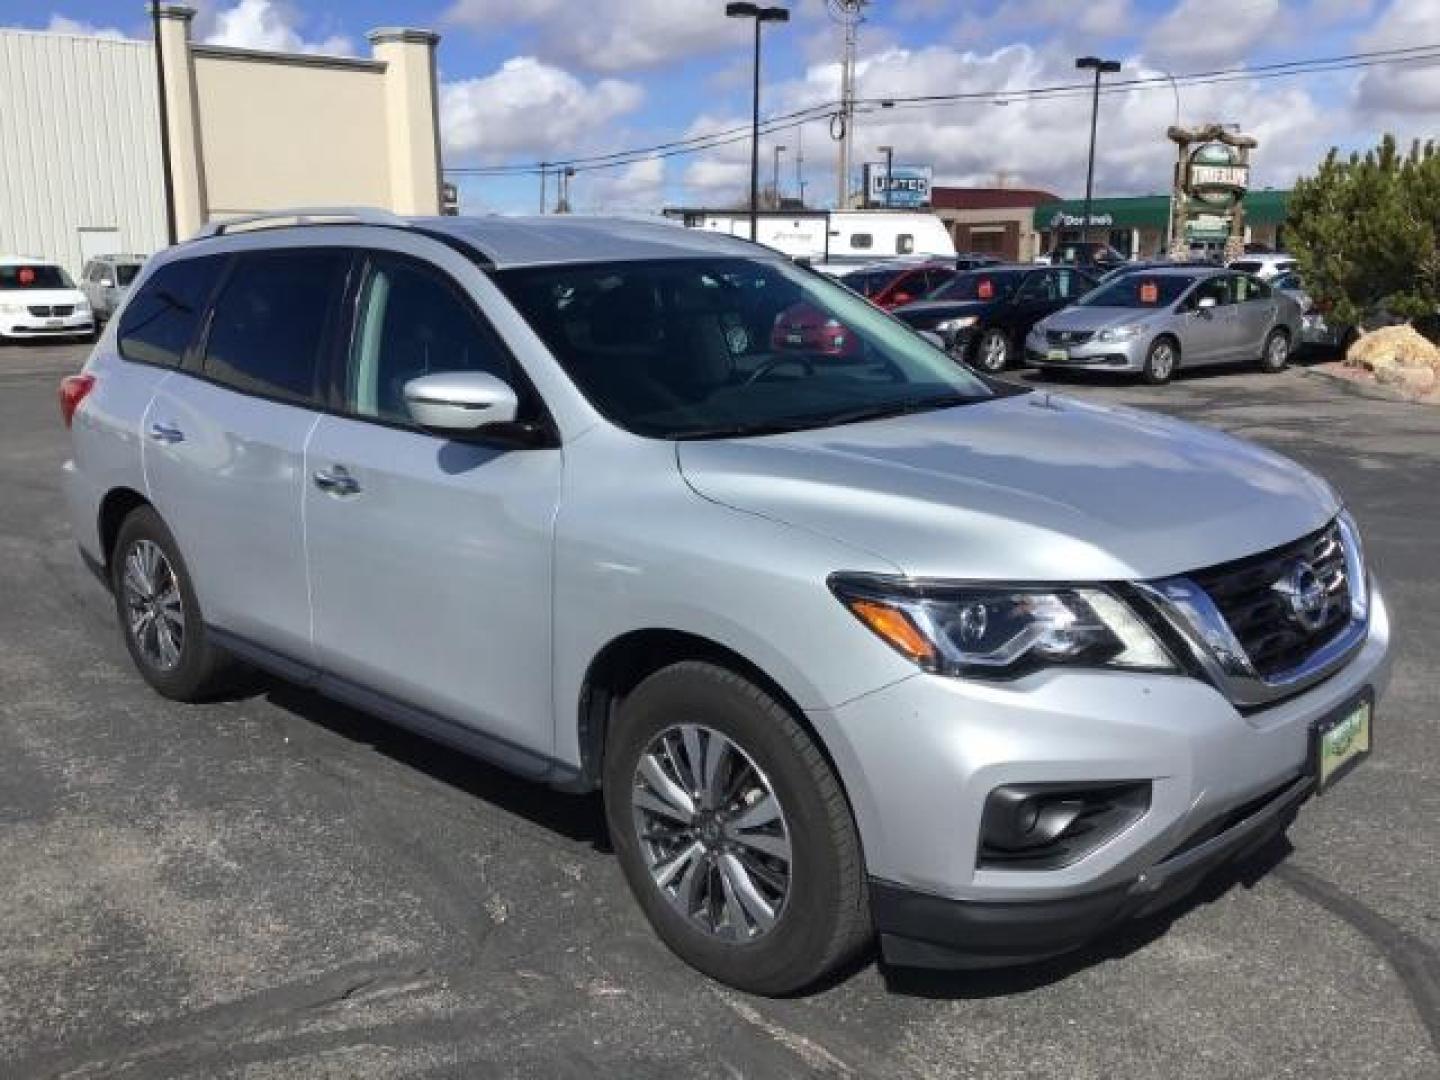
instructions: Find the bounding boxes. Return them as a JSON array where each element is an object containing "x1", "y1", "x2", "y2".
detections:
[
  {"x1": 1046, "y1": 348, "x2": 1068, "y2": 363},
  {"x1": 1311, "y1": 693, "x2": 1372, "y2": 793}
]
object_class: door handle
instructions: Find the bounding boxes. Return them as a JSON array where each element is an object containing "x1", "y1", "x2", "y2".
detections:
[
  {"x1": 313, "y1": 465, "x2": 361, "y2": 496},
  {"x1": 147, "y1": 422, "x2": 185, "y2": 444}
]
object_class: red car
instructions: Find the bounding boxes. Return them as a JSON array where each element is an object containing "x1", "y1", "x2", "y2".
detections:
[
  {"x1": 840, "y1": 262, "x2": 956, "y2": 310},
  {"x1": 770, "y1": 301, "x2": 863, "y2": 358}
]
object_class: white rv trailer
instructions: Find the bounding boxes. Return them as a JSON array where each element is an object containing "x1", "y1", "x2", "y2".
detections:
[{"x1": 663, "y1": 209, "x2": 956, "y2": 269}]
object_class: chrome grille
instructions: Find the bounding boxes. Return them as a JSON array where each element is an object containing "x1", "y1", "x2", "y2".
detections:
[
  {"x1": 1046, "y1": 329, "x2": 1094, "y2": 345},
  {"x1": 1189, "y1": 522, "x2": 1350, "y2": 679},
  {"x1": 27, "y1": 304, "x2": 74, "y2": 317}
]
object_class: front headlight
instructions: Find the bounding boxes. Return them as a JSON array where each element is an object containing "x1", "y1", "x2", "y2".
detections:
[
  {"x1": 1336, "y1": 509, "x2": 1368, "y2": 621},
  {"x1": 936, "y1": 315, "x2": 978, "y2": 333},
  {"x1": 74, "y1": 299, "x2": 90, "y2": 313},
  {"x1": 830, "y1": 573, "x2": 1175, "y2": 679},
  {"x1": 1095, "y1": 324, "x2": 1142, "y2": 342}
]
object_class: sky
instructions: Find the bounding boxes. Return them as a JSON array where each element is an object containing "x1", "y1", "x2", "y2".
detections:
[{"x1": 10, "y1": 0, "x2": 1440, "y2": 214}]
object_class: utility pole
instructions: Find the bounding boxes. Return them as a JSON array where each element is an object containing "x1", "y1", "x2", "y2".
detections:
[
  {"x1": 796, "y1": 122, "x2": 806, "y2": 207},
  {"x1": 539, "y1": 163, "x2": 548, "y2": 215},
  {"x1": 1075, "y1": 56, "x2": 1120, "y2": 243},
  {"x1": 772, "y1": 145, "x2": 786, "y2": 207},
  {"x1": 557, "y1": 166, "x2": 575, "y2": 213},
  {"x1": 828, "y1": 0, "x2": 866, "y2": 208},
  {"x1": 878, "y1": 144, "x2": 893, "y2": 208}
]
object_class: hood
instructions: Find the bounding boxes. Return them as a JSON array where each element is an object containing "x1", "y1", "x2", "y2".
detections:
[
  {"x1": 2, "y1": 287, "x2": 85, "y2": 307},
  {"x1": 677, "y1": 392, "x2": 1337, "y2": 581},
  {"x1": 1041, "y1": 305, "x2": 1164, "y2": 332},
  {"x1": 892, "y1": 300, "x2": 991, "y2": 327}
]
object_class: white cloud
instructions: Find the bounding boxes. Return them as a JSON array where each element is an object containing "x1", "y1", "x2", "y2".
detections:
[
  {"x1": 45, "y1": 14, "x2": 129, "y2": 40},
  {"x1": 953, "y1": 0, "x2": 1135, "y2": 47},
  {"x1": 676, "y1": 40, "x2": 1330, "y2": 207},
  {"x1": 441, "y1": 57, "x2": 644, "y2": 161},
  {"x1": 1144, "y1": 0, "x2": 1281, "y2": 67},
  {"x1": 442, "y1": 0, "x2": 756, "y2": 73},
  {"x1": 203, "y1": 0, "x2": 353, "y2": 56},
  {"x1": 1353, "y1": 1, "x2": 1440, "y2": 119},
  {"x1": 581, "y1": 158, "x2": 668, "y2": 212}
]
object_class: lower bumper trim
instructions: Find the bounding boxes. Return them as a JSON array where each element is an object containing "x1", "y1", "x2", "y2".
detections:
[{"x1": 872, "y1": 775, "x2": 1311, "y2": 969}]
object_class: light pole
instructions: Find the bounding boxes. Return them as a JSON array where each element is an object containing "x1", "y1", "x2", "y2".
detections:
[
  {"x1": 557, "y1": 166, "x2": 575, "y2": 213},
  {"x1": 772, "y1": 144, "x2": 787, "y2": 208},
  {"x1": 1075, "y1": 56, "x2": 1120, "y2": 244},
  {"x1": 1161, "y1": 71, "x2": 1181, "y2": 255},
  {"x1": 727, "y1": 3, "x2": 790, "y2": 240},
  {"x1": 878, "y1": 144, "x2": 893, "y2": 208}
]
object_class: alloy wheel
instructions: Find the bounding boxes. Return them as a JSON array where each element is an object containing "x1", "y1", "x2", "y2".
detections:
[
  {"x1": 1267, "y1": 333, "x2": 1289, "y2": 369},
  {"x1": 121, "y1": 539, "x2": 186, "y2": 671},
  {"x1": 631, "y1": 723, "x2": 792, "y2": 942},
  {"x1": 1150, "y1": 341, "x2": 1176, "y2": 381},
  {"x1": 978, "y1": 331, "x2": 1009, "y2": 372}
]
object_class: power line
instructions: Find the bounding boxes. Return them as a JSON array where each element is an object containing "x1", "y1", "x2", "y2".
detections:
[{"x1": 442, "y1": 43, "x2": 1440, "y2": 179}]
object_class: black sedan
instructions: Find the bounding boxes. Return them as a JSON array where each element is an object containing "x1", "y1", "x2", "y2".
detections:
[{"x1": 892, "y1": 265, "x2": 1098, "y2": 372}]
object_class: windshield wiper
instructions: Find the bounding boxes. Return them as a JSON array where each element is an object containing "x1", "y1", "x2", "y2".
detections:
[{"x1": 814, "y1": 393, "x2": 987, "y2": 428}]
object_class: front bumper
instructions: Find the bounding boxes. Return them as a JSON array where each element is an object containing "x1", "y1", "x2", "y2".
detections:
[
  {"x1": 806, "y1": 585, "x2": 1391, "y2": 968},
  {"x1": 1300, "y1": 312, "x2": 1344, "y2": 348},
  {"x1": 0, "y1": 311, "x2": 94, "y2": 339},
  {"x1": 1025, "y1": 329, "x2": 1148, "y2": 371}
]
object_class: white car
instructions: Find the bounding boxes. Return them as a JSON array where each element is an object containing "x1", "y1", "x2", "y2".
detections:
[
  {"x1": 1227, "y1": 252, "x2": 1297, "y2": 281},
  {"x1": 0, "y1": 256, "x2": 95, "y2": 342}
]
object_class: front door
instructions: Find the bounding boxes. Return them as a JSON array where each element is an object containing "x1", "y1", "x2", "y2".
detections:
[
  {"x1": 1231, "y1": 273, "x2": 1275, "y2": 364},
  {"x1": 1177, "y1": 275, "x2": 1237, "y2": 365},
  {"x1": 304, "y1": 251, "x2": 562, "y2": 756}
]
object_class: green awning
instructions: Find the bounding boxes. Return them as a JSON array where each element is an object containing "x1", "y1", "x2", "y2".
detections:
[{"x1": 1033, "y1": 190, "x2": 1290, "y2": 229}]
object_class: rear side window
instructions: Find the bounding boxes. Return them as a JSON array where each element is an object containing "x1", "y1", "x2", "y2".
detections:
[
  {"x1": 117, "y1": 256, "x2": 226, "y2": 368},
  {"x1": 202, "y1": 251, "x2": 347, "y2": 405}
]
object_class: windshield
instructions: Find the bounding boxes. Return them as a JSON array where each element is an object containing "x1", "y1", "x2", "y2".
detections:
[
  {"x1": 494, "y1": 257, "x2": 997, "y2": 439},
  {"x1": 0, "y1": 264, "x2": 74, "y2": 290},
  {"x1": 1079, "y1": 274, "x2": 1194, "y2": 309},
  {"x1": 926, "y1": 269, "x2": 1021, "y2": 302},
  {"x1": 115, "y1": 263, "x2": 142, "y2": 286}
]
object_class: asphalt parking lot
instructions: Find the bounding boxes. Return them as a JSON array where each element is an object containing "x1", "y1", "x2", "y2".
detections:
[{"x1": 2, "y1": 340, "x2": 1437, "y2": 1079}]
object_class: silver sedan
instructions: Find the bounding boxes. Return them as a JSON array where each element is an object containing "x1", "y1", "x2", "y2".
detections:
[{"x1": 1026, "y1": 267, "x2": 1303, "y2": 384}]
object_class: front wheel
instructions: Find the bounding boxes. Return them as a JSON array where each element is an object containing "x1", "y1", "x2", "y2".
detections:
[
  {"x1": 972, "y1": 328, "x2": 1012, "y2": 373},
  {"x1": 1259, "y1": 329, "x2": 1290, "y2": 373},
  {"x1": 1142, "y1": 337, "x2": 1178, "y2": 385},
  {"x1": 604, "y1": 662, "x2": 870, "y2": 995}
]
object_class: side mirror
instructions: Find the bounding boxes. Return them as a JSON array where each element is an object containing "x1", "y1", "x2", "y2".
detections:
[
  {"x1": 918, "y1": 330, "x2": 946, "y2": 350},
  {"x1": 99, "y1": 277, "x2": 114, "y2": 288},
  {"x1": 404, "y1": 371, "x2": 518, "y2": 434},
  {"x1": 891, "y1": 292, "x2": 913, "y2": 306},
  {"x1": 1196, "y1": 296, "x2": 1218, "y2": 312}
]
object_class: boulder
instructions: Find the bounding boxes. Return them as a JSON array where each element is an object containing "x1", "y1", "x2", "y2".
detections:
[
  {"x1": 1346, "y1": 324, "x2": 1440, "y2": 371},
  {"x1": 1374, "y1": 361, "x2": 1437, "y2": 395}
]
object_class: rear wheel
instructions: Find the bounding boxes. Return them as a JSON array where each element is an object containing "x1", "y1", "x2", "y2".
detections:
[
  {"x1": 1259, "y1": 328, "x2": 1290, "y2": 373},
  {"x1": 1142, "y1": 337, "x2": 1178, "y2": 385},
  {"x1": 604, "y1": 661, "x2": 869, "y2": 995},
  {"x1": 112, "y1": 506, "x2": 234, "y2": 701}
]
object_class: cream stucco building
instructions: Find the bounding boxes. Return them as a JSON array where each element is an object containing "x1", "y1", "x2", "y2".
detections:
[{"x1": 0, "y1": 5, "x2": 443, "y2": 276}]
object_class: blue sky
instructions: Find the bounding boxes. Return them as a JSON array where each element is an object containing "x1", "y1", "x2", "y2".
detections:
[{"x1": 14, "y1": 0, "x2": 1439, "y2": 212}]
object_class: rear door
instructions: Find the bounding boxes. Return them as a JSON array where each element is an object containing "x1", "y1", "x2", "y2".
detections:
[
  {"x1": 303, "y1": 248, "x2": 562, "y2": 756},
  {"x1": 145, "y1": 248, "x2": 349, "y2": 662}
]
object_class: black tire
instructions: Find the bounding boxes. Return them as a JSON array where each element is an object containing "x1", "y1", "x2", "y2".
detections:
[
  {"x1": 1259, "y1": 328, "x2": 1291, "y2": 373},
  {"x1": 604, "y1": 661, "x2": 870, "y2": 995},
  {"x1": 111, "y1": 505, "x2": 234, "y2": 701},
  {"x1": 1142, "y1": 336, "x2": 1179, "y2": 385},
  {"x1": 972, "y1": 327, "x2": 1012, "y2": 373}
]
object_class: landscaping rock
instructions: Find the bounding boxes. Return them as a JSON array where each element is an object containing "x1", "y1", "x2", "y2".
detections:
[{"x1": 1347, "y1": 324, "x2": 1440, "y2": 371}]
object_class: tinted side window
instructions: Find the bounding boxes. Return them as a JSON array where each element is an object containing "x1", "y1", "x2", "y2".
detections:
[
  {"x1": 849, "y1": 233, "x2": 873, "y2": 250},
  {"x1": 117, "y1": 256, "x2": 227, "y2": 368},
  {"x1": 1192, "y1": 276, "x2": 1232, "y2": 307},
  {"x1": 346, "y1": 255, "x2": 511, "y2": 425},
  {"x1": 1235, "y1": 275, "x2": 1270, "y2": 302},
  {"x1": 202, "y1": 251, "x2": 346, "y2": 405},
  {"x1": 896, "y1": 234, "x2": 915, "y2": 254}
]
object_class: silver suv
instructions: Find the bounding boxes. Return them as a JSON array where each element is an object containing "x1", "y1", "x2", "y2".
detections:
[
  {"x1": 80, "y1": 253, "x2": 147, "y2": 323},
  {"x1": 60, "y1": 210, "x2": 1390, "y2": 995}
]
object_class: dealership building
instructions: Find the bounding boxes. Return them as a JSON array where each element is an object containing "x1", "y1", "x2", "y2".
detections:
[{"x1": 0, "y1": 5, "x2": 442, "y2": 276}]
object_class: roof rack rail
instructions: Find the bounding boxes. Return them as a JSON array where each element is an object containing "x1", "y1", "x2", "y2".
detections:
[{"x1": 191, "y1": 207, "x2": 407, "y2": 240}]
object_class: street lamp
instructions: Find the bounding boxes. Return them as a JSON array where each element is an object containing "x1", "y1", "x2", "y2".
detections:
[
  {"x1": 878, "y1": 144, "x2": 893, "y2": 208},
  {"x1": 727, "y1": 2, "x2": 790, "y2": 240},
  {"x1": 772, "y1": 144, "x2": 787, "y2": 208},
  {"x1": 1075, "y1": 55, "x2": 1121, "y2": 244}
]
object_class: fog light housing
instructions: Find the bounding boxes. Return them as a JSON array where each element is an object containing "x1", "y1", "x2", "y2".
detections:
[{"x1": 978, "y1": 781, "x2": 1151, "y2": 870}]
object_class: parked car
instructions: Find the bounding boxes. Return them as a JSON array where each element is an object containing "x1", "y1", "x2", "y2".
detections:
[
  {"x1": 1273, "y1": 270, "x2": 1357, "y2": 353},
  {"x1": 1039, "y1": 241, "x2": 1127, "y2": 271},
  {"x1": 0, "y1": 256, "x2": 94, "y2": 342},
  {"x1": 1094, "y1": 258, "x2": 1181, "y2": 286},
  {"x1": 892, "y1": 264, "x2": 1097, "y2": 372},
  {"x1": 1227, "y1": 252, "x2": 1297, "y2": 281},
  {"x1": 1027, "y1": 266, "x2": 1303, "y2": 384},
  {"x1": 954, "y1": 252, "x2": 1004, "y2": 271},
  {"x1": 61, "y1": 210, "x2": 1389, "y2": 995},
  {"x1": 80, "y1": 254, "x2": 147, "y2": 323},
  {"x1": 839, "y1": 261, "x2": 956, "y2": 310}
]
